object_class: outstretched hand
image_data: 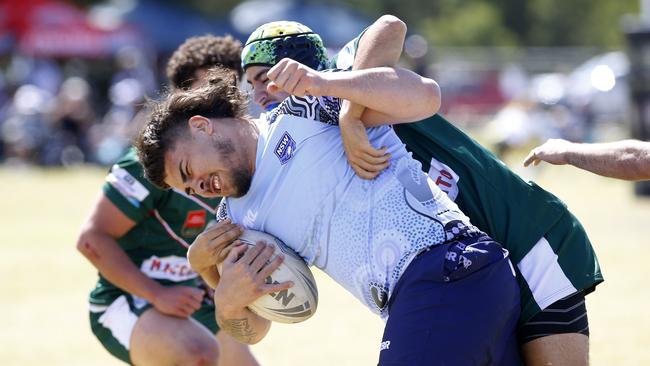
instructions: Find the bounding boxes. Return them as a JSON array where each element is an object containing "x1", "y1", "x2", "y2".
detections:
[{"x1": 524, "y1": 139, "x2": 573, "y2": 167}]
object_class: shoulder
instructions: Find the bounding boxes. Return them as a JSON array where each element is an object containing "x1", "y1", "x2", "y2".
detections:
[{"x1": 104, "y1": 148, "x2": 166, "y2": 208}]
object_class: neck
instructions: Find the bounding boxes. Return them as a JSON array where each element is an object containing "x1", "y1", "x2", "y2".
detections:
[{"x1": 240, "y1": 117, "x2": 260, "y2": 175}]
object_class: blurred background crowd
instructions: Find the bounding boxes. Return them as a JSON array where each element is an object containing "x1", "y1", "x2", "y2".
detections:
[{"x1": 0, "y1": 0, "x2": 647, "y2": 176}]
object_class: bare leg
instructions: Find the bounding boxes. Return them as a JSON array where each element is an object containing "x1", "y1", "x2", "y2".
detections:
[
  {"x1": 522, "y1": 333, "x2": 589, "y2": 366},
  {"x1": 130, "y1": 308, "x2": 220, "y2": 366}
]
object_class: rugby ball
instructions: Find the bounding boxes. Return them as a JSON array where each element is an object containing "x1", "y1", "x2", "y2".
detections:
[{"x1": 225, "y1": 229, "x2": 318, "y2": 324}]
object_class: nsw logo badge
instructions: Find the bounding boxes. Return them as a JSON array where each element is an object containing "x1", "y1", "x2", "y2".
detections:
[{"x1": 275, "y1": 131, "x2": 296, "y2": 165}]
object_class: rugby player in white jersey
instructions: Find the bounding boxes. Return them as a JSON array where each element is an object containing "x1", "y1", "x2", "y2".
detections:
[{"x1": 135, "y1": 58, "x2": 523, "y2": 364}]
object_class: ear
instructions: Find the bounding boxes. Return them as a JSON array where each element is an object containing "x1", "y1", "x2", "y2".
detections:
[{"x1": 188, "y1": 115, "x2": 213, "y2": 135}]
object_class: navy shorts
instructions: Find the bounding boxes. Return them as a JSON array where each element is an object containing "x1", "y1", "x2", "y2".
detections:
[{"x1": 378, "y1": 236, "x2": 522, "y2": 366}]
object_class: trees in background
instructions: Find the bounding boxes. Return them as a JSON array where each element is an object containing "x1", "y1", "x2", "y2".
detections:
[{"x1": 71, "y1": 0, "x2": 639, "y2": 48}]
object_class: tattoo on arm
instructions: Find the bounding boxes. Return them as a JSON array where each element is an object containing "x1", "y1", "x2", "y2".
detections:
[{"x1": 222, "y1": 318, "x2": 257, "y2": 343}]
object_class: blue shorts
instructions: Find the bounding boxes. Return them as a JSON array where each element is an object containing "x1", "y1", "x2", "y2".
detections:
[{"x1": 378, "y1": 236, "x2": 522, "y2": 366}]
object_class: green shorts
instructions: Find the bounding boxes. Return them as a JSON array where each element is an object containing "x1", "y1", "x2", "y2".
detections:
[
  {"x1": 88, "y1": 293, "x2": 219, "y2": 364},
  {"x1": 516, "y1": 209, "x2": 603, "y2": 325}
]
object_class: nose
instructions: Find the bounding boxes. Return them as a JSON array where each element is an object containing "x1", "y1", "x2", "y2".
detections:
[
  {"x1": 253, "y1": 87, "x2": 266, "y2": 107},
  {"x1": 190, "y1": 177, "x2": 209, "y2": 195}
]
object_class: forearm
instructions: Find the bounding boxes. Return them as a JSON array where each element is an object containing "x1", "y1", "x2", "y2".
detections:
[
  {"x1": 77, "y1": 230, "x2": 162, "y2": 302},
  {"x1": 566, "y1": 140, "x2": 650, "y2": 180},
  {"x1": 324, "y1": 67, "x2": 440, "y2": 125},
  {"x1": 216, "y1": 302, "x2": 271, "y2": 344}
]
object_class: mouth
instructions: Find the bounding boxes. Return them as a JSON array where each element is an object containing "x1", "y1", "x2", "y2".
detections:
[{"x1": 210, "y1": 174, "x2": 222, "y2": 195}]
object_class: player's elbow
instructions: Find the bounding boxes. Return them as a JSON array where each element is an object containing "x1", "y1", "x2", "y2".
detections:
[
  {"x1": 420, "y1": 78, "x2": 441, "y2": 118},
  {"x1": 76, "y1": 228, "x2": 100, "y2": 261},
  {"x1": 376, "y1": 15, "x2": 407, "y2": 40}
]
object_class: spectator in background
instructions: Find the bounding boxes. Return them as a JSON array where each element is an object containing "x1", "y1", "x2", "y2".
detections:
[
  {"x1": 525, "y1": 138, "x2": 650, "y2": 180},
  {"x1": 45, "y1": 76, "x2": 96, "y2": 165},
  {"x1": 1, "y1": 83, "x2": 52, "y2": 164}
]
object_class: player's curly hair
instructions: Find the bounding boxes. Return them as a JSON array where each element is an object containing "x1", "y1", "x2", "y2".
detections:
[
  {"x1": 136, "y1": 67, "x2": 249, "y2": 189},
  {"x1": 166, "y1": 34, "x2": 243, "y2": 90}
]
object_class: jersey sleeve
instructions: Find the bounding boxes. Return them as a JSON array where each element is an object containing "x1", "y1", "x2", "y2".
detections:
[
  {"x1": 102, "y1": 152, "x2": 164, "y2": 223},
  {"x1": 266, "y1": 73, "x2": 342, "y2": 126}
]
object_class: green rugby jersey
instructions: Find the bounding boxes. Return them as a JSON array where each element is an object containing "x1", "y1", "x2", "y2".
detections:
[
  {"x1": 333, "y1": 35, "x2": 603, "y2": 323},
  {"x1": 88, "y1": 148, "x2": 221, "y2": 306}
]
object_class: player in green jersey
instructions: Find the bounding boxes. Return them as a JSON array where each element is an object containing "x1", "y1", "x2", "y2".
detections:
[
  {"x1": 76, "y1": 36, "x2": 258, "y2": 366},
  {"x1": 238, "y1": 18, "x2": 602, "y2": 366}
]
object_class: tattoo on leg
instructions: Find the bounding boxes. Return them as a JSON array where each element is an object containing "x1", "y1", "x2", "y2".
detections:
[{"x1": 222, "y1": 318, "x2": 256, "y2": 343}]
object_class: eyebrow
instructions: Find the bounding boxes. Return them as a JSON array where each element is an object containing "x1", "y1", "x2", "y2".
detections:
[{"x1": 253, "y1": 69, "x2": 268, "y2": 82}]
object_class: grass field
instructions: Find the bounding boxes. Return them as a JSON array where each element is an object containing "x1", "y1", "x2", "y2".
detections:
[{"x1": 1, "y1": 159, "x2": 649, "y2": 365}]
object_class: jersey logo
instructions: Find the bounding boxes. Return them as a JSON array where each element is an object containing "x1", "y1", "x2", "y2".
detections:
[
  {"x1": 428, "y1": 158, "x2": 460, "y2": 201},
  {"x1": 275, "y1": 131, "x2": 296, "y2": 165},
  {"x1": 141, "y1": 255, "x2": 197, "y2": 282},
  {"x1": 181, "y1": 210, "x2": 207, "y2": 237}
]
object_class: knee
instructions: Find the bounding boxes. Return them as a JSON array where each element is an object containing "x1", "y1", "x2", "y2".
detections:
[{"x1": 181, "y1": 338, "x2": 220, "y2": 366}]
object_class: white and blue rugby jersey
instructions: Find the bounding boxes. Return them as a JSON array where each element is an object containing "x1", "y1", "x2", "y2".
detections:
[{"x1": 218, "y1": 95, "x2": 479, "y2": 317}]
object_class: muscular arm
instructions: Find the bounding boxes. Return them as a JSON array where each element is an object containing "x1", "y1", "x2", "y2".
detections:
[
  {"x1": 524, "y1": 139, "x2": 650, "y2": 180},
  {"x1": 340, "y1": 15, "x2": 407, "y2": 122},
  {"x1": 267, "y1": 61, "x2": 440, "y2": 126},
  {"x1": 320, "y1": 66, "x2": 440, "y2": 126},
  {"x1": 76, "y1": 194, "x2": 163, "y2": 302},
  {"x1": 337, "y1": 15, "x2": 407, "y2": 178},
  {"x1": 77, "y1": 193, "x2": 203, "y2": 317}
]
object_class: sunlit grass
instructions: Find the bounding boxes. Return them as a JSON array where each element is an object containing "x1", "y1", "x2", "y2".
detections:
[{"x1": 0, "y1": 160, "x2": 648, "y2": 365}]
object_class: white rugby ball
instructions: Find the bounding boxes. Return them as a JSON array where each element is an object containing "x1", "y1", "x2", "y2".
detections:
[{"x1": 227, "y1": 229, "x2": 318, "y2": 324}]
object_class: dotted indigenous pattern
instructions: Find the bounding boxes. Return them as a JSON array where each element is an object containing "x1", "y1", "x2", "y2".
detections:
[{"x1": 321, "y1": 157, "x2": 475, "y2": 317}]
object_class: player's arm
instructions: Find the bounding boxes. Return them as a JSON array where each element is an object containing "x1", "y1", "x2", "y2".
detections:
[
  {"x1": 76, "y1": 194, "x2": 204, "y2": 318},
  {"x1": 341, "y1": 15, "x2": 407, "y2": 124},
  {"x1": 524, "y1": 138, "x2": 650, "y2": 180},
  {"x1": 339, "y1": 15, "x2": 407, "y2": 179},
  {"x1": 267, "y1": 61, "x2": 440, "y2": 126},
  {"x1": 213, "y1": 242, "x2": 292, "y2": 344}
]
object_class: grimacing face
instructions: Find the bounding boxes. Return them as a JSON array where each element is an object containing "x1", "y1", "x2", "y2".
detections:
[
  {"x1": 163, "y1": 116, "x2": 253, "y2": 198},
  {"x1": 245, "y1": 65, "x2": 290, "y2": 110}
]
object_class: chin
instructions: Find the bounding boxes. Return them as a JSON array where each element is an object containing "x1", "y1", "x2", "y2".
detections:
[{"x1": 231, "y1": 169, "x2": 253, "y2": 198}]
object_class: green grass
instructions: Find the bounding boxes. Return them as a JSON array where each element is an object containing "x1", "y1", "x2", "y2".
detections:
[{"x1": 0, "y1": 162, "x2": 649, "y2": 365}]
